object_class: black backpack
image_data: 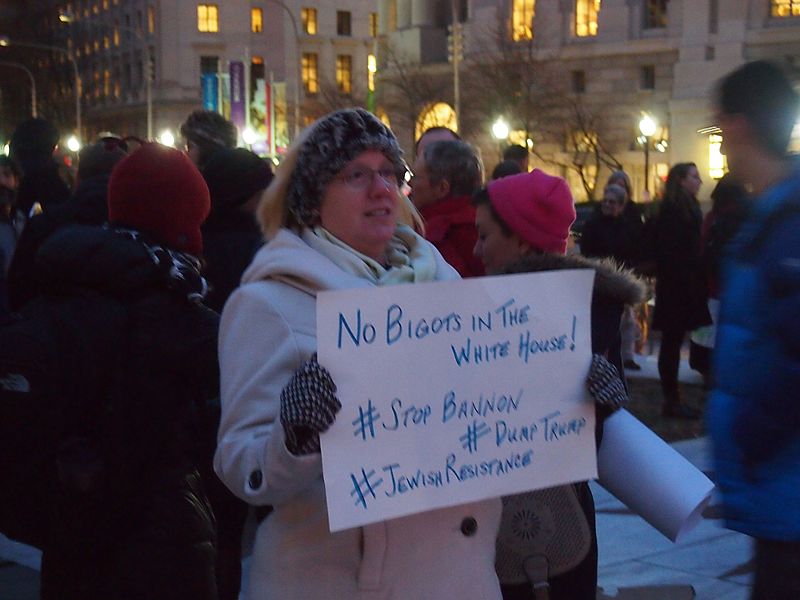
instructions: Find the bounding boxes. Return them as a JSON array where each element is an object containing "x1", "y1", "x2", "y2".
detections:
[{"x1": 0, "y1": 292, "x2": 128, "y2": 548}]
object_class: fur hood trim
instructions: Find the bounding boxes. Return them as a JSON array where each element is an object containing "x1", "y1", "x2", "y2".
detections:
[{"x1": 504, "y1": 253, "x2": 646, "y2": 306}]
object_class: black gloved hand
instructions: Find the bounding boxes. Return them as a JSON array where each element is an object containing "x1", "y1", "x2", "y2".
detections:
[
  {"x1": 586, "y1": 354, "x2": 628, "y2": 412},
  {"x1": 280, "y1": 354, "x2": 341, "y2": 455}
]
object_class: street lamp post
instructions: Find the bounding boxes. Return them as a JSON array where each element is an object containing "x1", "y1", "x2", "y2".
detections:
[
  {"x1": 450, "y1": 0, "x2": 462, "y2": 131},
  {"x1": 264, "y1": 0, "x2": 301, "y2": 139},
  {"x1": 639, "y1": 114, "x2": 657, "y2": 195},
  {"x1": 0, "y1": 36, "x2": 81, "y2": 136},
  {"x1": 59, "y1": 11, "x2": 152, "y2": 140},
  {"x1": 0, "y1": 60, "x2": 37, "y2": 117}
]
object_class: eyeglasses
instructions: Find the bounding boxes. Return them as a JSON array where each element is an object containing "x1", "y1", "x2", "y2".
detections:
[{"x1": 334, "y1": 165, "x2": 399, "y2": 191}]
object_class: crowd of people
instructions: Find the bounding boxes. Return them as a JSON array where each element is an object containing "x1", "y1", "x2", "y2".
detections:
[{"x1": 0, "y1": 58, "x2": 798, "y2": 600}]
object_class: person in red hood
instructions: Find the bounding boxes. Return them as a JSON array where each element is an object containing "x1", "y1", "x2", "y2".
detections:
[{"x1": 409, "y1": 139, "x2": 485, "y2": 277}]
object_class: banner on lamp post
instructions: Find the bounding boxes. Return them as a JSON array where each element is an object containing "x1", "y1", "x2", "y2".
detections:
[
  {"x1": 201, "y1": 74, "x2": 219, "y2": 112},
  {"x1": 229, "y1": 61, "x2": 246, "y2": 132}
]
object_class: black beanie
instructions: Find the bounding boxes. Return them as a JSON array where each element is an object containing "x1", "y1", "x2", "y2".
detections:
[{"x1": 201, "y1": 148, "x2": 274, "y2": 213}]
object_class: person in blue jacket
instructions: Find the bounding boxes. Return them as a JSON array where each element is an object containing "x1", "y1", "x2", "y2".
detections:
[{"x1": 707, "y1": 60, "x2": 800, "y2": 600}]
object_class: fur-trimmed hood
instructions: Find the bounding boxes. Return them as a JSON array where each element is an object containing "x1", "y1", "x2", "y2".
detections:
[{"x1": 504, "y1": 252, "x2": 646, "y2": 307}]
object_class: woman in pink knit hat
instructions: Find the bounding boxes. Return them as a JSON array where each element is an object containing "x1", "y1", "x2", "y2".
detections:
[{"x1": 472, "y1": 169, "x2": 645, "y2": 600}]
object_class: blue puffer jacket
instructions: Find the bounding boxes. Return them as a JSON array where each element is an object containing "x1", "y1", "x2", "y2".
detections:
[{"x1": 708, "y1": 165, "x2": 800, "y2": 541}]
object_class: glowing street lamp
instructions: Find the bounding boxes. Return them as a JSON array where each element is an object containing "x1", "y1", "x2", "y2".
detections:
[
  {"x1": 66, "y1": 135, "x2": 81, "y2": 153},
  {"x1": 159, "y1": 129, "x2": 175, "y2": 147},
  {"x1": 242, "y1": 127, "x2": 258, "y2": 147},
  {"x1": 492, "y1": 118, "x2": 510, "y2": 141},
  {"x1": 638, "y1": 114, "x2": 658, "y2": 194}
]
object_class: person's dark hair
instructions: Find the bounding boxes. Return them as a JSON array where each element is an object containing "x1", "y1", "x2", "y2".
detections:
[
  {"x1": 179, "y1": 110, "x2": 238, "y2": 164},
  {"x1": 77, "y1": 141, "x2": 128, "y2": 181},
  {"x1": 414, "y1": 126, "x2": 460, "y2": 152},
  {"x1": 491, "y1": 159, "x2": 522, "y2": 180},
  {"x1": 503, "y1": 144, "x2": 528, "y2": 163},
  {"x1": 424, "y1": 140, "x2": 483, "y2": 196},
  {"x1": 471, "y1": 188, "x2": 513, "y2": 236},
  {"x1": 9, "y1": 118, "x2": 60, "y2": 165},
  {"x1": 663, "y1": 162, "x2": 700, "y2": 222},
  {"x1": 710, "y1": 173, "x2": 748, "y2": 213},
  {"x1": 606, "y1": 170, "x2": 632, "y2": 203},
  {"x1": 715, "y1": 60, "x2": 800, "y2": 158},
  {"x1": 664, "y1": 162, "x2": 697, "y2": 201}
]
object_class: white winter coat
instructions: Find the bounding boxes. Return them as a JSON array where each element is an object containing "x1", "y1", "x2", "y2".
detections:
[{"x1": 214, "y1": 228, "x2": 502, "y2": 600}]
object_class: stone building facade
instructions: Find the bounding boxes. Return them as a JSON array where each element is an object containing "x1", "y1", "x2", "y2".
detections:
[{"x1": 376, "y1": 0, "x2": 800, "y2": 200}]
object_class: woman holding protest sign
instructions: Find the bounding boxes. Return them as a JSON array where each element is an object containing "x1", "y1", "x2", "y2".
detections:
[
  {"x1": 472, "y1": 169, "x2": 644, "y2": 600},
  {"x1": 213, "y1": 108, "x2": 503, "y2": 599}
]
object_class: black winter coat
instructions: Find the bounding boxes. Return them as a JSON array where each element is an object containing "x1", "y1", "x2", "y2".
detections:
[
  {"x1": 201, "y1": 209, "x2": 263, "y2": 314},
  {"x1": 580, "y1": 211, "x2": 643, "y2": 272},
  {"x1": 33, "y1": 225, "x2": 220, "y2": 600},
  {"x1": 7, "y1": 174, "x2": 111, "y2": 311},
  {"x1": 651, "y1": 197, "x2": 711, "y2": 332}
]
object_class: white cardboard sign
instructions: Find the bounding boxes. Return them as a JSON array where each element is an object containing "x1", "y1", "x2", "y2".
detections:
[{"x1": 318, "y1": 270, "x2": 597, "y2": 532}]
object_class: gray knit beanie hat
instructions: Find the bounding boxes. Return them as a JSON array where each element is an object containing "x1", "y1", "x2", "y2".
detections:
[{"x1": 287, "y1": 108, "x2": 405, "y2": 226}]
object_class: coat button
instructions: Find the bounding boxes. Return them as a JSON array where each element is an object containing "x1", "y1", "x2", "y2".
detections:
[
  {"x1": 248, "y1": 469, "x2": 263, "y2": 490},
  {"x1": 460, "y1": 516, "x2": 478, "y2": 537}
]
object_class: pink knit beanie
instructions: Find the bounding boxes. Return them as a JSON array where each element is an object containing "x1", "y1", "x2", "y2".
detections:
[{"x1": 487, "y1": 169, "x2": 576, "y2": 255}]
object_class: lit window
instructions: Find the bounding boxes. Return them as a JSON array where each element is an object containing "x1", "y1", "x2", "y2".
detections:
[
  {"x1": 113, "y1": 24, "x2": 120, "y2": 46},
  {"x1": 103, "y1": 35, "x2": 109, "y2": 49},
  {"x1": 771, "y1": 0, "x2": 800, "y2": 16},
  {"x1": 370, "y1": 12, "x2": 378, "y2": 37},
  {"x1": 644, "y1": 0, "x2": 668, "y2": 28},
  {"x1": 104, "y1": 68, "x2": 110, "y2": 96},
  {"x1": 148, "y1": 6, "x2": 155, "y2": 34},
  {"x1": 336, "y1": 55, "x2": 352, "y2": 94},
  {"x1": 415, "y1": 102, "x2": 457, "y2": 140},
  {"x1": 708, "y1": 134, "x2": 726, "y2": 179},
  {"x1": 252, "y1": 55, "x2": 264, "y2": 65},
  {"x1": 575, "y1": 0, "x2": 600, "y2": 37},
  {"x1": 102, "y1": 0, "x2": 108, "y2": 9},
  {"x1": 337, "y1": 11, "x2": 351, "y2": 36},
  {"x1": 302, "y1": 52, "x2": 318, "y2": 93},
  {"x1": 251, "y1": 7, "x2": 263, "y2": 32},
  {"x1": 367, "y1": 54, "x2": 376, "y2": 92},
  {"x1": 511, "y1": 0, "x2": 535, "y2": 41},
  {"x1": 301, "y1": 8, "x2": 317, "y2": 35},
  {"x1": 197, "y1": 4, "x2": 219, "y2": 32}
]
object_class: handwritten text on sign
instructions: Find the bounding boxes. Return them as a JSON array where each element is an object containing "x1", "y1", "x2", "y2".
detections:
[{"x1": 318, "y1": 270, "x2": 597, "y2": 532}]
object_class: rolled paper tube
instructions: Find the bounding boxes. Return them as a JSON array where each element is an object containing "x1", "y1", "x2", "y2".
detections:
[{"x1": 597, "y1": 409, "x2": 715, "y2": 542}]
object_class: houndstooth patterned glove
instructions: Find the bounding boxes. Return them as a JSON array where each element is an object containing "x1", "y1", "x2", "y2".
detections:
[
  {"x1": 280, "y1": 354, "x2": 341, "y2": 456},
  {"x1": 587, "y1": 354, "x2": 628, "y2": 412}
]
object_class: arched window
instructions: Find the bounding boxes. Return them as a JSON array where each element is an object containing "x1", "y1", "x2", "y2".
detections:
[{"x1": 415, "y1": 102, "x2": 457, "y2": 141}]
